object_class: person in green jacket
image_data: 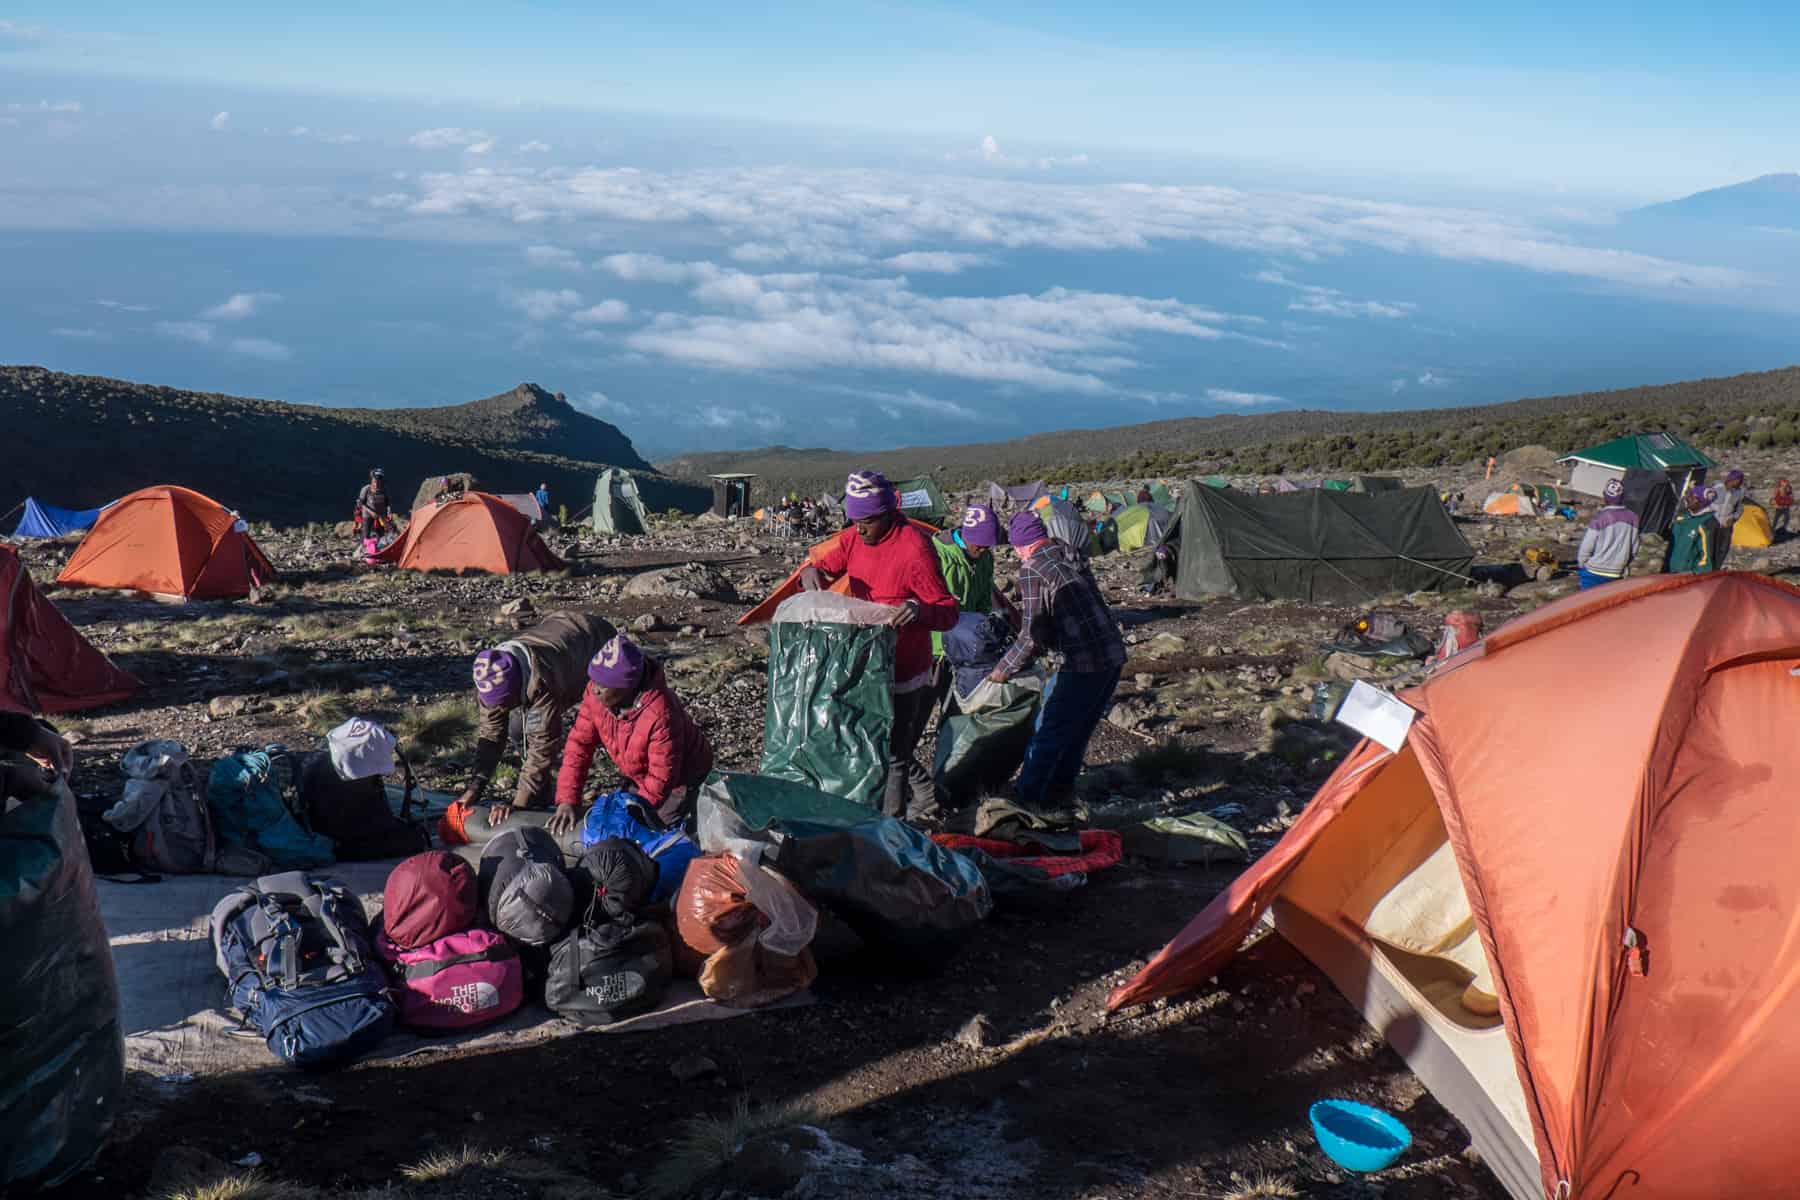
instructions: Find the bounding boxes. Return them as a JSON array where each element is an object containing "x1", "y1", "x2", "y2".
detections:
[
  {"x1": 1668, "y1": 486, "x2": 1720, "y2": 575},
  {"x1": 930, "y1": 504, "x2": 1017, "y2": 701}
]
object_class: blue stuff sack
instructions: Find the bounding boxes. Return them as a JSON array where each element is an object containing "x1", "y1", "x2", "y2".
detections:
[{"x1": 581, "y1": 791, "x2": 700, "y2": 904}]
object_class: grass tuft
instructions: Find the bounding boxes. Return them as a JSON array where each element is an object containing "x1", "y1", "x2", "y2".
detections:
[
  {"x1": 396, "y1": 697, "x2": 479, "y2": 761},
  {"x1": 398, "y1": 1145, "x2": 510, "y2": 1184},
  {"x1": 1220, "y1": 1173, "x2": 1301, "y2": 1200},
  {"x1": 1127, "y1": 739, "x2": 1211, "y2": 786},
  {"x1": 159, "y1": 1171, "x2": 320, "y2": 1200},
  {"x1": 644, "y1": 1098, "x2": 823, "y2": 1200}
]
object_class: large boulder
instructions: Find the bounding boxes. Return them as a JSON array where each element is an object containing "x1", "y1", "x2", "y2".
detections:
[{"x1": 622, "y1": 562, "x2": 740, "y2": 602}]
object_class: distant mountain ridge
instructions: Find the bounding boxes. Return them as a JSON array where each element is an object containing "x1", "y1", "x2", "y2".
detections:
[
  {"x1": 1630, "y1": 173, "x2": 1800, "y2": 226},
  {"x1": 661, "y1": 365, "x2": 1800, "y2": 498},
  {"x1": 0, "y1": 367, "x2": 703, "y2": 526}
]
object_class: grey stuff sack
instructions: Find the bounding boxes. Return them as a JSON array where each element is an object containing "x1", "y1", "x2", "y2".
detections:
[{"x1": 480, "y1": 826, "x2": 575, "y2": 947}]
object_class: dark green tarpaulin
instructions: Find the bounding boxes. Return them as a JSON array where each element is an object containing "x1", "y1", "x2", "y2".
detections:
[
  {"x1": 933, "y1": 690, "x2": 1040, "y2": 807},
  {"x1": 2, "y1": 779, "x2": 124, "y2": 1190},
  {"x1": 1165, "y1": 483, "x2": 1473, "y2": 603},
  {"x1": 761, "y1": 618, "x2": 895, "y2": 807},
  {"x1": 1350, "y1": 475, "x2": 1403, "y2": 493}
]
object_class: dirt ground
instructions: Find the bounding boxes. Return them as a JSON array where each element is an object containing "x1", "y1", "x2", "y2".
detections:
[{"x1": 34, "y1": 455, "x2": 1800, "y2": 1200}]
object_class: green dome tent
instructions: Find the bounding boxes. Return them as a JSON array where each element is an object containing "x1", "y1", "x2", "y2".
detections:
[
  {"x1": 593, "y1": 468, "x2": 651, "y2": 536},
  {"x1": 1114, "y1": 503, "x2": 1175, "y2": 554},
  {"x1": 892, "y1": 476, "x2": 950, "y2": 527}
]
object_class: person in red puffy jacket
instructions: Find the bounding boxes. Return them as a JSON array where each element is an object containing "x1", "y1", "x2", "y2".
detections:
[{"x1": 549, "y1": 634, "x2": 715, "y2": 832}]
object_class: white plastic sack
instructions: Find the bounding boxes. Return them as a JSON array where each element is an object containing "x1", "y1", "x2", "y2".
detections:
[
  {"x1": 958, "y1": 673, "x2": 1045, "y2": 713},
  {"x1": 770, "y1": 591, "x2": 899, "y2": 626},
  {"x1": 739, "y1": 847, "x2": 818, "y2": 959}
]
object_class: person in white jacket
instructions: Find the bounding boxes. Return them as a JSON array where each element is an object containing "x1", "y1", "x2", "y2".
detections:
[{"x1": 1577, "y1": 478, "x2": 1641, "y2": 589}]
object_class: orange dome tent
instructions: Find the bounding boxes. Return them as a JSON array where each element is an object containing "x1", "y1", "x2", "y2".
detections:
[
  {"x1": 1110, "y1": 572, "x2": 1800, "y2": 1200},
  {"x1": 376, "y1": 491, "x2": 565, "y2": 575},
  {"x1": 0, "y1": 545, "x2": 137, "y2": 713},
  {"x1": 56, "y1": 485, "x2": 276, "y2": 601}
]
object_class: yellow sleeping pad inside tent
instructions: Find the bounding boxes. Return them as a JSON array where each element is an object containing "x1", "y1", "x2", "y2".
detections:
[{"x1": 1735, "y1": 502, "x2": 1774, "y2": 548}]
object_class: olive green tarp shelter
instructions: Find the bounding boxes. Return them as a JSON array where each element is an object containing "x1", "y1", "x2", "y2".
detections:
[
  {"x1": 892, "y1": 476, "x2": 950, "y2": 527},
  {"x1": 1349, "y1": 475, "x2": 1404, "y2": 493},
  {"x1": 1164, "y1": 484, "x2": 1474, "y2": 603},
  {"x1": 593, "y1": 468, "x2": 651, "y2": 536},
  {"x1": 1557, "y1": 432, "x2": 1714, "y2": 499}
]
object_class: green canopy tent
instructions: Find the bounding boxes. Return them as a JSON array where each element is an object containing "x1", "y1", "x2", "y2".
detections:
[
  {"x1": 1349, "y1": 475, "x2": 1404, "y2": 493},
  {"x1": 593, "y1": 468, "x2": 652, "y2": 535},
  {"x1": 1149, "y1": 482, "x2": 1175, "y2": 508},
  {"x1": 1321, "y1": 479, "x2": 1354, "y2": 492},
  {"x1": 1163, "y1": 484, "x2": 1473, "y2": 603},
  {"x1": 1557, "y1": 432, "x2": 1714, "y2": 499},
  {"x1": 892, "y1": 476, "x2": 950, "y2": 527},
  {"x1": 1114, "y1": 503, "x2": 1175, "y2": 554},
  {"x1": 1201, "y1": 476, "x2": 1231, "y2": 490}
]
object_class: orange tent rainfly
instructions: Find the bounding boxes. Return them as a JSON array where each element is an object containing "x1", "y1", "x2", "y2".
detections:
[
  {"x1": 0, "y1": 545, "x2": 137, "y2": 713},
  {"x1": 377, "y1": 491, "x2": 565, "y2": 575},
  {"x1": 56, "y1": 485, "x2": 276, "y2": 601},
  {"x1": 1108, "y1": 572, "x2": 1800, "y2": 1200}
]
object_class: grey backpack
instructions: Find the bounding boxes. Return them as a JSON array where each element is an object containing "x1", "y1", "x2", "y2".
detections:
[
  {"x1": 106, "y1": 740, "x2": 215, "y2": 874},
  {"x1": 480, "y1": 826, "x2": 575, "y2": 947}
]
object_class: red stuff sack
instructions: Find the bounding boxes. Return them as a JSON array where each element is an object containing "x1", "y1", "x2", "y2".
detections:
[{"x1": 382, "y1": 851, "x2": 479, "y2": 950}]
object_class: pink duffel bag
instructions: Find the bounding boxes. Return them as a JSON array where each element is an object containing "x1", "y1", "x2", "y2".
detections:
[{"x1": 375, "y1": 926, "x2": 524, "y2": 1032}]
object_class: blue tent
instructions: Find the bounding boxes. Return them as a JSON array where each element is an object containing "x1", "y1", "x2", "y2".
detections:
[{"x1": 13, "y1": 498, "x2": 108, "y2": 539}]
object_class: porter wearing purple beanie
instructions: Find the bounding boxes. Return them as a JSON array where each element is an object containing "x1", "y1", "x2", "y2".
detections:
[
  {"x1": 959, "y1": 504, "x2": 1000, "y2": 547},
  {"x1": 588, "y1": 634, "x2": 644, "y2": 690},
  {"x1": 1008, "y1": 510, "x2": 1048, "y2": 548},
  {"x1": 471, "y1": 649, "x2": 522, "y2": 708},
  {"x1": 843, "y1": 470, "x2": 897, "y2": 520}
]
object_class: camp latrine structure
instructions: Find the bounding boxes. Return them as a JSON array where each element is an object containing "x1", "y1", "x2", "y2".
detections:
[
  {"x1": 890, "y1": 475, "x2": 949, "y2": 527},
  {"x1": 375, "y1": 491, "x2": 564, "y2": 575},
  {"x1": 710, "y1": 474, "x2": 756, "y2": 519},
  {"x1": 1111, "y1": 572, "x2": 1800, "y2": 1200},
  {"x1": 1161, "y1": 484, "x2": 1472, "y2": 603},
  {"x1": 1558, "y1": 432, "x2": 1712, "y2": 498},
  {"x1": 10, "y1": 498, "x2": 110, "y2": 540},
  {"x1": 0, "y1": 545, "x2": 137, "y2": 712},
  {"x1": 56, "y1": 485, "x2": 276, "y2": 601},
  {"x1": 593, "y1": 468, "x2": 651, "y2": 535}
]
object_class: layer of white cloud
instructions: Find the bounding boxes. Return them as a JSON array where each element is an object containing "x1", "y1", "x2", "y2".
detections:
[
  {"x1": 524, "y1": 244, "x2": 583, "y2": 271},
  {"x1": 505, "y1": 287, "x2": 583, "y2": 320},
  {"x1": 519, "y1": 140, "x2": 551, "y2": 153},
  {"x1": 203, "y1": 291, "x2": 279, "y2": 320},
  {"x1": 154, "y1": 320, "x2": 215, "y2": 344},
  {"x1": 51, "y1": 327, "x2": 103, "y2": 339},
  {"x1": 396, "y1": 164, "x2": 1754, "y2": 294},
  {"x1": 1252, "y1": 269, "x2": 1415, "y2": 319},
  {"x1": 1205, "y1": 388, "x2": 1283, "y2": 406},
  {"x1": 95, "y1": 298, "x2": 152, "y2": 312},
  {"x1": 209, "y1": 111, "x2": 230, "y2": 131},
  {"x1": 570, "y1": 299, "x2": 631, "y2": 324},
  {"x1": 4, "y1": 99, "x2": 81, "y2": 114},
  {"x1": 884, "y1": 251, "x2": 988, "y2": 275},
  {"x1": 619, "y1": 263, "x2": 1268, "y2": 396},
  {"x1": 407, "y1": 127, "x2": 492, "y2": 151}
]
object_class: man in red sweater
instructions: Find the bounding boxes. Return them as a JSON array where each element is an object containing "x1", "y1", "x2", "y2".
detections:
[
  {"x1": 550, "y1": 633, "x2": 715, "y2": 833},
  {"x1": 800, "y1": 469, "x2": 959, "y2": 819}
]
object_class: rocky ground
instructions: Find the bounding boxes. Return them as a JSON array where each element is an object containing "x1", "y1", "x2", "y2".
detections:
[{"x1": 37, "y1": 449, "x2": 1800, "y2": 1200}]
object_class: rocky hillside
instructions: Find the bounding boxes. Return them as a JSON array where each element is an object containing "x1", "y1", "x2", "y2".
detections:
[
  {"x1": 661, "y1": 365, "x2": 1800, "y2": 500},
  {"x1": 0, "y1": 367, "x2": 707, "y2": 525}
]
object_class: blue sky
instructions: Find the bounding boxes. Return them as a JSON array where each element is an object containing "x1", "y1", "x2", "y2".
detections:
[{"x1": 3, "y1": 6, "x2": 1798, "y2": 456}]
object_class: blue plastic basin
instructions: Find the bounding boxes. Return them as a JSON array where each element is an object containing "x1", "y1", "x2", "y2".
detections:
[{"x1": 1309, "y1": 1099, "x2": 1412, "y2": 1173}]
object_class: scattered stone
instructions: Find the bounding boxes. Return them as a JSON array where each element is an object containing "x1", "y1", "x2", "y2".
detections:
[
  {"x1": 955, "y1": 1013, "x2": 992, "y2": 1050},
  {"x1": 629, "y1": 613, "x2": 659, "y2": 633},
  {"x1": 499, "y1": 597, "x2": 536, "y2": 619},
  {"x1": 1107, "y1": 697, "x2": 1157, "y2": 733},
  {"x1": 623, "y1": 562, "x2": 740, "y2": 602},
  {"x1": 670, "y1": 1053, "x2": 719, "y2": 1083},
  {"x1": 1145, "y1": 632, "x2": 1187, "y2": 659},
  {"x1": 1134, "y1": 672, "x2": 1156, "y2": 689},
  {"x1": 208, "y1": 695, "x2": 260, "y2": 718}
]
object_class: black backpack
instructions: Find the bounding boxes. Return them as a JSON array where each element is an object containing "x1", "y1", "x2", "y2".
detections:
[
  {"x1": 480, "y1": 826, "x2": 575, "y2": 947},
  {"x1": 208, "y1": 871, "x2": 396, "y2": 1068},
  {"x1": 297, "y1": 751, "x2": 429, "y2": 861}
]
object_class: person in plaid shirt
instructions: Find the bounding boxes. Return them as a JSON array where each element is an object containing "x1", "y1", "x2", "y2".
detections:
[{"x1": 989, "y1": 509, "x2": 1126, "y2": 817}]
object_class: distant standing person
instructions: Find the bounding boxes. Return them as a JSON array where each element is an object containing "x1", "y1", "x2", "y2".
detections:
[
  {"x1": 1668, "y1": 487, "x2": 1720, "y2": 575},
  {"x1": 453, "y1": 610, "x2": 616, "y2": 823},
  {"x1": 799, "y1": 469, "x2": 959, "y2": 820},
  {"x1": 1710, "y1": 470, "x2": 1747, "y2": 565},
  {"x1": 1136, "y1": 486, "x2": 1153, "y2": 504},
  {"x1": 354, "y1": 468, "x2": 392, "y2": 540},
  {"x1": 534, "y1": 482, "x2": 551, "y2": 519},
  {"x1": 1576, "y1": 479, "x2": 1640, "y2": 589},
  {"x1": 1773, "y1": 478, "x2": 1794, "y2": 539},
  {"x1": 989, "y1": 510, "x2": 1126, "y2": 820}
]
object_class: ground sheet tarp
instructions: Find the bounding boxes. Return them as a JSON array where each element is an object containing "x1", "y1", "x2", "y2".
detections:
[{"x1": 104, "y1": 791, "x2": 806, "y2": 1078}]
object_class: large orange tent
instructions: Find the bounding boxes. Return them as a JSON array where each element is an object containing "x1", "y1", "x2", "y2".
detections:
[
  {"x1": 56, "y1": 485, "x2": 276, "y2": 601},
  {"x1": 1109, "y1": 572, "x2": 1800, "y2": 1200},
  {"x1": 376, "y1": 491, "x2": 564, "y2": 575},
  {"x1": 0, "y1": 545, "x2": 137, "y2": 713}
]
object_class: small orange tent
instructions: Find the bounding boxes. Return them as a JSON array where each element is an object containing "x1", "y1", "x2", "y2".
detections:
[
  {"x1": 0, "y1": 545, "x2": 137, "y2": 713},
  {"x1": 56, "y1": 485, "x2": 276, "y2": 601},
  {"x1": 1110, "y1": 572, "x2": 1800, "y2": 1200},
  {"x1": 376, "y1": 491, "x2": 565, "y2": 575}
]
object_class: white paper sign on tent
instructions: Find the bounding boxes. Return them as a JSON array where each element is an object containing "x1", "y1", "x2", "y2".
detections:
[{"x1": 1335, "y1": 680, "x2": 1416, "y2": 753}]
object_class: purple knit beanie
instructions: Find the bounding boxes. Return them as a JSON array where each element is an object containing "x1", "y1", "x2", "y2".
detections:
[
  {"x1": 1602, "y1": 478, "x2": 1625, "y2": 503},
  {"x1": 588, "y1": 634, "x2": 645, "y2": 689},
  {"x1": 959, "y1": 504, "x2": 1000, "y2": 547},
  {"x1": 472, "y1": 649, "x2": 522, "y2": 708},
  {"x1": 1008, "y1": 510, "x2": 1048, "y2": 548},
  {"x1": 843, "y1": 470, "x2": 897, "y2": 520}
]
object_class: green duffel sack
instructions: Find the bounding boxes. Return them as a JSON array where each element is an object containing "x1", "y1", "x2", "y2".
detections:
[{"x1": 932, "y1": 689, "x2": 1040, "y2": 809}]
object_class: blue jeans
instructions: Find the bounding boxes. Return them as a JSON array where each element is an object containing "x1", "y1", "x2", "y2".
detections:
[
  {"x1": 1016, "y1": 666, "x2": 1122, "y2": 809},
  {"x1": 1578, "y1": 568, "x2": 1620, "y2": 590}
]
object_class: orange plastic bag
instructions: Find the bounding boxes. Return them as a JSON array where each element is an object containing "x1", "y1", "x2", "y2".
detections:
[{"x1": 674, "y1": 853, "x2": 762, "y2": 960}]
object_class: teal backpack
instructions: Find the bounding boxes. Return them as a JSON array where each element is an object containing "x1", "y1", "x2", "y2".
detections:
[{"x1": 207, "y1": 748, "x2": 335, "y2": 871}]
